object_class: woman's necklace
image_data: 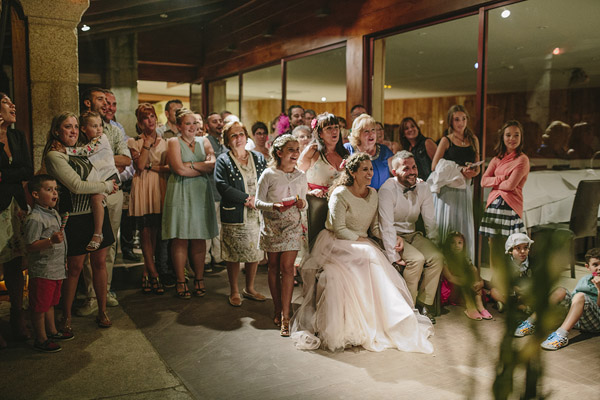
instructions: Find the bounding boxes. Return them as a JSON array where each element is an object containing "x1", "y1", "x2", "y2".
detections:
[
  {"x1": 181, "y1": 136, "x2": 195, "y2": 149},
  {"x1": 234, "y1": 150, "x2": 249, "y2": 161},
  {"x1": 454, "y1": 133, "x2": 466, "y2": 146}
]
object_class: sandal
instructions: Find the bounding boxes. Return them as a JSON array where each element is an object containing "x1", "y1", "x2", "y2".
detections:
[
  {"x1": 176, "y1": 281, "x2": 191, "y2": 300},
  {"x1": 141, "y1": 276, "x2": 152, "y2": 294},
  {"x1": 151, "y1": 276, "x2": 165, "y2": 295},
  {"x1": 60, "y1": 317, "x2": 73, "y2": 335},
  {"x1": 280, "y1": 315, "x2": 290, "y2": 337},
  {"x1": 96, "y1": 312, "x2": 112, "y2": 328},
  {"x1": 194, "y1": 278, "x2": 206, "y2": 297},
  {"x1": 86, "y1": 233, "x2": 103, "y2": 252}
]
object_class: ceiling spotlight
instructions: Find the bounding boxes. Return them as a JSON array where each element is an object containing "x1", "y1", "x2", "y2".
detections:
[
  {"x1": 552, "y1": 47, "x2": 561, "y2": 55},
  {"x1": 474, "y1": 62, "x2": 479, "y2": 69},
  {"x1": 321, "y1": 97, "x2": 327, "y2": 102},
  {"x1": 501, "y1": 10, "x2": 511, "y2": 18},
  {"x1": 81, "y1": 24, "x2": 90, "y2": 32},
  {"x1": 160, "y1": 13, "x2": 168, "y2": 19}
]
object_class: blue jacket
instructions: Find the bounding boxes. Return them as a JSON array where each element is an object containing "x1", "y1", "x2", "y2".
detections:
[{"x1": 215, "y1": 151, "x2": 266, "y2": 223}]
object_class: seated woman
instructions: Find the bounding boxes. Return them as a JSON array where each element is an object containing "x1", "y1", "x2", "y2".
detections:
[{"x1": 291, "y1": 152, "x2": 434, "y2": 353}]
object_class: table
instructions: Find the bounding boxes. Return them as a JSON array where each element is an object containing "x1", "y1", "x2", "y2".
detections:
[{"x1": 522, "y1": 169, "x2": 600, "y2": 228}]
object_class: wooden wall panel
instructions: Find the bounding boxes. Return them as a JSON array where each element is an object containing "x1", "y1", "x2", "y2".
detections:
[{"x1": 383, "y1": 86, "x2": 600, "y2": 157}]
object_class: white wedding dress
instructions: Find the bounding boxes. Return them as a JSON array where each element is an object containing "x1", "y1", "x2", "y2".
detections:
[{"x1": 291, "y1": 186, "x2": 434, "y2": 353}]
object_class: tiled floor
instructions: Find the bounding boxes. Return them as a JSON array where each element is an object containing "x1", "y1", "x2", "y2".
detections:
[{"x1": 1, "y1": 262, "x2": 599, "y2": 399}]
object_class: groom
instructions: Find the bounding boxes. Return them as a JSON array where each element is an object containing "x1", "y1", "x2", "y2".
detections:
[{"x1": 378, "y1": 151, "x2": 444, "y2": 323}]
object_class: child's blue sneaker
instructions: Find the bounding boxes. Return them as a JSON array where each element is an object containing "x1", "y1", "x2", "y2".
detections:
[
  {"x1": 541, "y1": 331, "x2": 568, "y2": 350},
  {"x1": 514, "y1": 320, "x2": 535, "y2": 337}
]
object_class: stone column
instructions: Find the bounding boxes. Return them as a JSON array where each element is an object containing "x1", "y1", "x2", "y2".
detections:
[
  {"x1": 19, "y1": 0, "x2": 89, "y2": 170},
  {"x1": 106, "y1": 34, "x2": 138, "y2": 138}
]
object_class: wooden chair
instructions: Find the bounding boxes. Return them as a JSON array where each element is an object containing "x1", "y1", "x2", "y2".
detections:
[
  {"x1": 531, "y1": 179, "x2": 600, "y2": 277},
  {"x1": 306, "y1": 194, "x2": 329, "y2": 251}
]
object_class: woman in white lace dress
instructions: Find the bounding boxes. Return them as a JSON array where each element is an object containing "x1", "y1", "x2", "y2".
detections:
[{"x1": 291, "y1": 152, "x2": 434, "y2": 353}]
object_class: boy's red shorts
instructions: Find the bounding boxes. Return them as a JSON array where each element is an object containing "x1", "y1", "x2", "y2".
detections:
[{"x1": 29, "y1": 277, "x2": 62, "y2": 313}]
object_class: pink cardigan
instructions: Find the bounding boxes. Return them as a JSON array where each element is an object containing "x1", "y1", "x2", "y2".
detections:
[{"x1": 481, "y1": 152, "x2": 530, "y2": 217}]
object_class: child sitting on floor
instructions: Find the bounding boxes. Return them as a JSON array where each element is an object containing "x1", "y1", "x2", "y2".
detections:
[
  {"x1": 441, "y1": 231, "x2": 492, "y2": 320},
  {"x1": 65, "y1": 111, "x2": 119, "y2": 251},
  {"x1": 25, "y1": 174, "x2": 72, "y2": 352},
  {"x1": 514, "y1": 247, "x2": 600, "y2": 350},
  {"x1": 490, "y1": 232, "x2": 533, "y2": 313}
]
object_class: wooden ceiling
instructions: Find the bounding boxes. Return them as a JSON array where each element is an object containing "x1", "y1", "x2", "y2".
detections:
[
  {"x1": 78, "y1": 0, "x2": 254, "y2": 82},
  {"x1": 79, "y1": 0, "x2": 253, "y2": 39}
]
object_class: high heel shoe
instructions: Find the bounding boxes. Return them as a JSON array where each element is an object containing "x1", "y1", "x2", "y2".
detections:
[
  {"x1": 176, "y1": 281, "x2": 191, "y2": 300},
  {"x1": 194, "y1": 278, "x2": 206, "y2": 297},
  {"x1": 151, "y1": 276, "x2": 165, "y2": 295},
  {"x1": 141, "y1": 276, "x2": 152, "y2": 294},
  {"x1": 280, "y1": 315, "x2": 290, "y2": 337}
]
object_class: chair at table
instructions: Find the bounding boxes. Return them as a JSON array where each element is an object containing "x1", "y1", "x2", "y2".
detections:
[
  {"x1": 531, "y1": 179, "x2": 600, "y2": 278},
  {"x1": 306, "y1": 194, "x2": 329, "y2": 252}
]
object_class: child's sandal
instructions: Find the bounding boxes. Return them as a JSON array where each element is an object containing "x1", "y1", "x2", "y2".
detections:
[{"x1": 86, "y1": 233, "x2": 103, "y2": 252}]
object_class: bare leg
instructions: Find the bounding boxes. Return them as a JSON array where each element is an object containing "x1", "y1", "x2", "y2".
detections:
[
  {"x1": 3, "y1": 257, "x2": 30, "y2": 338},
  {"x1": 491, "y1": 287, "x2": 506, "y2": 304},
  {"x1": 171, "y1": 238, "x2": 189, "y2": 284},
  {"x1": 226, "y1": 262, "x2": 240, "y2": 298},
  {"x1": 45, "y1": 307, "x2": 58, "y2": 336},
  {"x1": 189, "y1": 239, "x2": 207, "y2": 293},
  {"x1": 89, "y1": 194, "x2": 105, "y2": 247},
  {"x1": 559, "y1": 292, "x2": 585, "y2": 332},
  {"x1": 32, "y1": 311, "x2": 47, "y2": 343},
  {"x1": 140, "y1": 227, "x2": 160, "y2": 278},
  {"x1": 280, "y1": 250, "x2": 297, "y2": 320},
  {"x1": 90, "y1": 248, "x2": 109, "y2": 320},
  {"x1": 267, "y1": 252, "x2": 282, "y2": 318},
  {"x1": 244, "y1": 262, "x2": 261, "y2": 295},
  {"x1": 62, "y1": 255, "x2": 86, "y2": 325}
]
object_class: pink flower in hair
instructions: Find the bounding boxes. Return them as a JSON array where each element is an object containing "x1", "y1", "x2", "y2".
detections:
[
  {"x1": 310, "y1": 118, "x2": 318, "y2": 130},
  {"x1": 339, "y1": 159, "x2": 347, "y2": 170}
]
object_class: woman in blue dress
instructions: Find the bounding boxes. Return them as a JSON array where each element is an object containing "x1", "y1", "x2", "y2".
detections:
[{"x1": 344, "y1": 113, "x2": 393, "y2": 190}]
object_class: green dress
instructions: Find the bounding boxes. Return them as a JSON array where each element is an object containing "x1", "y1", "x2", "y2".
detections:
[{"x1": 162, "y1": 137, "x2": 218, "y2": 240}]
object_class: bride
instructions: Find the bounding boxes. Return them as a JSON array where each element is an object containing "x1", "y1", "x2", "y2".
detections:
[{"x1": 291, "y1": 152, "x2": 434, "y2": 353}]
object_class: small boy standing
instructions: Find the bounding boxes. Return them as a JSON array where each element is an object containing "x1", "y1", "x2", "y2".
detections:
[
  {"x1": 25, "y1": 175, "x2": 72, "y2": 352},
  {"x1": 515, "y1": 247, "x2": 600, "y2": 350}
]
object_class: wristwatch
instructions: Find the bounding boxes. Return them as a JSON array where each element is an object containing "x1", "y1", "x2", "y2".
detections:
[{"x1": 145, "y1": 162, "x2": 153, "y2": 170}]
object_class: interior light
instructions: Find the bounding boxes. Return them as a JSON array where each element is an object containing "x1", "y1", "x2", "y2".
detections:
[
  {"x1": 553, "y1": 47, "x2": 561, "y2": 55},
  {"x1": 474, "y1": 62, "x2": 479, "y2": 69},
  {"x1": 321, "y1": 97, "x2": 327, "y2": 102},
  {"x1": 501, "y1": 10, "x2": 511, "y2": 18},
  {"x1": 160, "y1": 13, "x2": 168, "y2": 19},
  {"x1": 81, "y1": 24, "x2": 90, "y2": 32}
]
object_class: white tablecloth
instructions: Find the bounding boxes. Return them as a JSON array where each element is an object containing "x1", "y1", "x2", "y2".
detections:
[{"x1": 522, "y1": 169, "x2": 600, "y2": 228}]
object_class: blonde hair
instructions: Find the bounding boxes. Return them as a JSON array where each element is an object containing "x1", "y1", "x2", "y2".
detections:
[
  {"x1": 175, "y1": 107, "x2": 195, "y2": 125},
  {"x1": 349, "y1": 113, "x2": 376, "y2": 147}
]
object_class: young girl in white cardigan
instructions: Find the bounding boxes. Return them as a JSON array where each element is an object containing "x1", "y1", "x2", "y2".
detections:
[{"x1": 256, "y1": 134, "x2": 307, "y2": 337}]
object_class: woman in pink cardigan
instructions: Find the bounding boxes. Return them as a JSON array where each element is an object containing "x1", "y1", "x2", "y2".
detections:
[{"x1": 479, "y1": 120, "x2": 530, "y2": 266}]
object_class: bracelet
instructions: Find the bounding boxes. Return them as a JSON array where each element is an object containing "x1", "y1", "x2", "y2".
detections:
[
  {"x1": 190, "y1": 161, "x2": 195, "y2": 170},
  {"x1": 47, "y1": 237, "x2": 52, "y2": 244},
  {"x1": 143, "y1": 145, "x2": 151, "y2": 150}
]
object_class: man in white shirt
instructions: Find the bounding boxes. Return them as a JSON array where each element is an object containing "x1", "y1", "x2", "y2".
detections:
[{"x1": 379, "y1": 150, "x2": 443, "y2": 323}]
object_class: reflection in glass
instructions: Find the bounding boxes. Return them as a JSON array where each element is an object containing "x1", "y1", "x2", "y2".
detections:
[
  {"x1": 241, "y1": 64, "x2": 281, "y2": 131},
  {"x1": 209, "y1": 75, "x2": 239, "y2": 117},
  {"x1": 374, "y1": 16, "x2": 478, "y2": 144},
  {"x1": 286, "y1": 47, "x2": 346, "y2": 125},
  {"x1": 487, "y1": 0, "x2": 600, "y2": 168}
]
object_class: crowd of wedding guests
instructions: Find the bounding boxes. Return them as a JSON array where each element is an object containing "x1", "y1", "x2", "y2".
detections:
[{"x1": 1, "y1": 90, "x2": 598, "y2": 354}]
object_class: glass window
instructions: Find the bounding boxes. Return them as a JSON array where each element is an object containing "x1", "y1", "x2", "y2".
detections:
[
  {"x1": 286, "y1": 47, "x2": 346, "y2": 129},
  {"x1": 208, "y1": 75, "x2": 239, "y2": 116},
  {"x1": 486, "y1": 0, "x2": 600, "y2": 169},
  {"x1": 189, "y1": 83, "x2": 202, "y2": 116},
  {"x1": 241, "y1": 64, "x2": 281, "y2": 132},
  {"x1": 373, "y1": 16, "x2": 479, "y2": 144}
]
